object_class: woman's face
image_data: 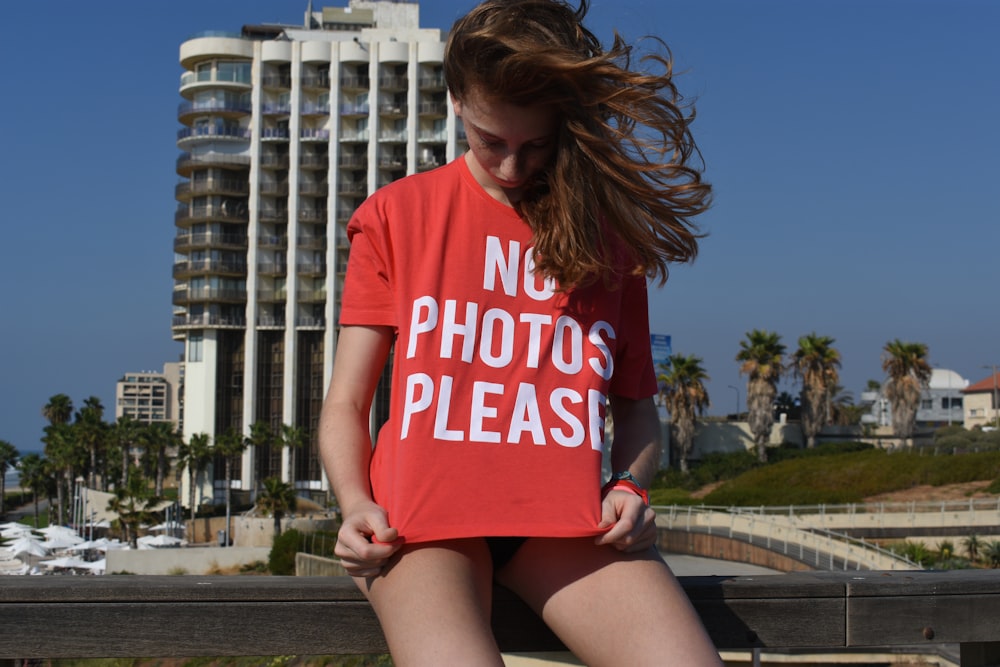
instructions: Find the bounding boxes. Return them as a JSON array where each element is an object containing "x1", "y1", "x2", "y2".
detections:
[{"x1": 453, "y1": 88, "x2": 558, "y2": 206}]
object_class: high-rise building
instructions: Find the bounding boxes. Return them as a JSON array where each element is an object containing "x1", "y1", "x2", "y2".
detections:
[
  {"x1": 173, "y1": 1, "x2": 463, "y2": 506},
  {"x1": 115, "y1": 362, "x2": 184, "y2": 427}
]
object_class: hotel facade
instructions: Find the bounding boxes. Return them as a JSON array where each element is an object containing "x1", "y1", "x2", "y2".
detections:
[{"x1": 173, "y1": 1, "x2": 464, "y2": 506}]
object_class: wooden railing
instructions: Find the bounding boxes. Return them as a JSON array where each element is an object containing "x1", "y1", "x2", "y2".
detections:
[{"x1": 2, "y1": 571, "x2": 1000, "y2": 666}]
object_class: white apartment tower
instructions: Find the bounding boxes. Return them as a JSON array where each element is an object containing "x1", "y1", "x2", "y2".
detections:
[{"x1": 174, "y1": 1, "x2": 463, "y2": 505}]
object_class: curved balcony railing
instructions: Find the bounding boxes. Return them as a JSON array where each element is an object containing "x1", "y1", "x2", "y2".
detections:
[
  {"x1": 339, "y1": 130, "x2": 370, "y2": 143},
  {"x1": 261, "y1": 103, "x2": 291, "y2": 116},
  {"x1": 261, "y1": 75, "x2": 292, "y2": 90},
  {"x1": 378, "y1": 129, "x2": 407, "y2": 143},
  {"x1": 175, "y1": 204, "x2": 248, "y2": 224},
  {"x1": 180, "y1": 69, "x2": 251, "y2": 88},
  {"x1": 378, "y1": 103, "x2": 408, "y2": 117},
  {"x1": 296, "y1": 260, "x2": 327, "y2": 276},
  {"x1": 337, "y1": 182, "x2": 368, "y2": 196},
  {"x1": 297, "y1": 315, "x2": 326, "y2": 328},
  {"x1": 418, "y1": 101, "x2": 448, "y2": 117},
  {"x1": 171, "y1": 313, "x2": 246, "y2": 329},
  {"x1": 259, "y1": 182, "x2": 289, "y2": 197},
  {"x1": 338, "y1": 154, "x2": 367, "y2": 170},
  {"x1": 172, "y1": 259, "x2": 247, "y2": 279},
  {"x1": 301, "y1": 74, "x2": 330, "y2": 91},
  {"x1": 299, "y1": 154, "x2": 328, "y2": 170},
  {"x1": 176, "y1": 152, "x2": 250, "y2": 175},
  {"x1": 175, "y1": 178, "x2": 249, "y2": 199},
  {"x1": 301, "y1": 103, "x2": 330, "y2": 116},
  {"x1": 257, "y1": 314, "x2": 286, "y2": 328},
  {"x1": 178, "y1": 100, "x2": 252, "y2": 121},
  {"x1": 258, "y1": 234, "x2": 288, "y2": 249},
  {"x1": 173, "y1": 232, "x2": 247, "y2": 252},
  {"x1": 298, "y1": 182, "x2": 328, "y2": 196},
  {"x1": 258, "y1": 208, "x2": 289, "y2": 224},
  {"x1": 300, "y1": 128, "x2": 330, "y2": 141},
  {"x1": 177, "y1": 125, "x2": 250, "y2": 143},
  {"x1": 418, "y1": 74, "x2": 447, "y2": 90},
  {"x1": 339, "y1": 103, "x2": 370, "y2": 117},
  {"x1": 173, "y1": 286, "x2": 247, "y2": 305},
  {"x1": 259, "y1": 153, "x2": 290, "y2": 168},
  {"x1": 260, "y1": 127, "x2": 290, "y2": 141},
  {"x1": 379, "y1": 75, "x2": 408, "y2": 91}
]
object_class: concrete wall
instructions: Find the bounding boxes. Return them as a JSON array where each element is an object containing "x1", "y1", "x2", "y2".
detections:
[{"x1": 106, "y1": 546, "x2": 270, "y2": 575}]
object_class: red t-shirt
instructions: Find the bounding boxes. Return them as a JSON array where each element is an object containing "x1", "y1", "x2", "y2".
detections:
[{"x1": 340, "y1": 157, "x2": 657, "y2": 543}]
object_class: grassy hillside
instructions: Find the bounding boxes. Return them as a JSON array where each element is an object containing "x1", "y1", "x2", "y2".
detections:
[{"x1": 650, "y1": 440, "x2": 1000, "y2": 507}]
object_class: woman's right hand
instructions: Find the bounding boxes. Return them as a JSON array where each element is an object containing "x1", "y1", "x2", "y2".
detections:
[{"x1": 334, "y1": 500, "x2": 402, "y2": 578}]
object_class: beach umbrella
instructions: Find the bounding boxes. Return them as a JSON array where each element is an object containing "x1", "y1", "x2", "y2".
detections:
[
  {"x1": 137, "y1": 534, "x2": 185, "y2": 548},
  {"x1": 0, "y1": 558, "x2": 28, "y2": 575},
  {"x1": 41, "y1": 533, "x2": 84, "y2": 550},
  {"x1": 40, "y1": 556, "x2": 93, "y2": 570},
  {"x1": 1, "y1": 525, "x2": 34, "y2": 539},
  {"x1": 4, "y1": 537, "x2": 49, "y2": 558}
]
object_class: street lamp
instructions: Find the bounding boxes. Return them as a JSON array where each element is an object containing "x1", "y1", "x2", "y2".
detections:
[{"x1": 727, "y1": 385, "x2": 740, "y2": 420}]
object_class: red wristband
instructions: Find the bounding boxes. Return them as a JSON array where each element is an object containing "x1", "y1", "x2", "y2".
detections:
[{"x1": 602, "y1": 479, "x2": 650, "y2": 505}]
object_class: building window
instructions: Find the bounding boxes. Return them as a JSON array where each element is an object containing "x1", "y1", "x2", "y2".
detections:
[{"x1": 189, "y1": 333, "x2": 203, "y2": 363}]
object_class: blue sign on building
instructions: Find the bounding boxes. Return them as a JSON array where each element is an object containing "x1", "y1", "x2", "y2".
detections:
[{"x1": 650, "y1": 334, "x2": 672, "y2": 372}]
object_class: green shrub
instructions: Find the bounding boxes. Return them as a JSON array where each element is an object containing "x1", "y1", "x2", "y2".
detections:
[{"x1": 268, "y1": 529, "x2": 302, "y2": 576}]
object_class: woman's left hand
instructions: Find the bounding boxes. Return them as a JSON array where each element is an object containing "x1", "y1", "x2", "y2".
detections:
[{"x1": 594, "y1": 489, "x2": 658, "y2": 552}]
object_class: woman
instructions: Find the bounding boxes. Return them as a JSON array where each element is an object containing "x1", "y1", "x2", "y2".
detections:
[{"x1": 318, "y1": 1, "x2": 720, "y2": 664}]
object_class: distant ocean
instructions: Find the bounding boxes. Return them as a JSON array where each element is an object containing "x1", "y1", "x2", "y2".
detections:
[{"x1": 4, "y1": 465, "x2": 21, "y2": 491}]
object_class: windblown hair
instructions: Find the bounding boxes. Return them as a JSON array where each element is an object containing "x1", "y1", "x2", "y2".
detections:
[{"x1": 445, "y1": 0, "x2": 711, "y2": 288}]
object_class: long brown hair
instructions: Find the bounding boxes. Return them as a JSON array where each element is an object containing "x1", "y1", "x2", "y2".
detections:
[{"x1": 445, "y1": 0, "x2": 711, "y2": 287}]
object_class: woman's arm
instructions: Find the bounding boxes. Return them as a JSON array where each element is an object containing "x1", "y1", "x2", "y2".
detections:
[
  {"x1": 318, "y1": 324, "x2": 400, "y2": 576},
  {"x1": 594, "y1": 394, "x2": 661, "y2": 552}
]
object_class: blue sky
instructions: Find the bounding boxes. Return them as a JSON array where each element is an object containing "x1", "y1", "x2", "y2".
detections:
[{"x1": 1, "y1": 0, "x2": 997, "y2": 454}]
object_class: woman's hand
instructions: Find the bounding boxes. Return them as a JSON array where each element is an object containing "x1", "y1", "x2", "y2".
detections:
[
  {"x1": 594, "y1": 489, "x2": 658, "y2": 552},
  {"x1": 334, "y1": 500, "x2": 402, "y2": 577}
]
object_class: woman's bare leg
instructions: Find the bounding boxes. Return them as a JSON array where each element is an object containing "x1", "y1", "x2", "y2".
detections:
[
  {"x1": 359, "y1": 538, "x2": 505, "y2": 667},
  {"x1": 496, "y1": 537, "x2": 723, "y2": 667}
]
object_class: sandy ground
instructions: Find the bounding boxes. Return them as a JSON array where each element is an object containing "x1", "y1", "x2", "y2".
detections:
[{"x1": 863, "y1": 480, "x2": 995, "y2": 503}]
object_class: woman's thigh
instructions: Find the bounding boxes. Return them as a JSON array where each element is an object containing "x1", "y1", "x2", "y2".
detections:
[
  {"x1": 495, "y1": 537, "x2": 723, "y2": 667},
  {"x1": 360, "y1": 538, "x2": 505, "y2": 667}
]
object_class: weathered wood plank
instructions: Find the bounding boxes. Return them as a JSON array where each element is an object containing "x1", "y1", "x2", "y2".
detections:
[{"x1": 2, "y1": 571, "x2": 999, "y2": 660}]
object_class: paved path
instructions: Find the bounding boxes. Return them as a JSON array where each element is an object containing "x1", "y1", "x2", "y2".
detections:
[{"x1": 663, "y1": 553, "x2": 780, "y2": 576}]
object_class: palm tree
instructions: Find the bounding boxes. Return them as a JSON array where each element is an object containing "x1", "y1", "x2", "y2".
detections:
[
  {"x1": 881, "y1": 339, "x2": 932, "y2": 448},
  {"x1": 0, "y1": 440, "x2": 19, "y2": 516},
  {"x1": 42, "y1": 393, "x2": 74, "y2": 427},
  {"x1": 177, "y1": 433, "x2": 212, "y2": 521},
  {"x1": 964, "y1": 535, "x2": 982, "y2": 564},
  {"x1": 280, "y1": 423, "x2": 307, "y2": 487},
  {"x1": 74, "y1": 396, "x2": 106, "y2": 489},
  {"x1": 792, "y1": 333, "x2": 841, "y2": 449},
  {"x1": 107, "y1": 467, "x2": 161, "y2": 549},
  {"x1": 736, "y1": 329, "x2": 786, "y2": 462},
  {"x1": 658, "y1": 354, "x2": 710, "y2": 473},
  {"x1": 256, "y1": 476, "x2": 297, "y2": 537},
  {"x1": 143, "y1": 422, "x2": 181, "y2": 496},
  {"x1": 214, "y1": 428, "x2": 248, "y2": 546},
  {"x1": 42, "y1": 422, "x2": 85, "y2": 526},
  {"x1": 17, "y1": 453, "x2": 46, "y2": 527},
  {"x1": 247, "y1": 421, "x2": 276, "y2": 487},
  {"x1": 110, "y1": 415, "x2": 141, "y2": 488}
]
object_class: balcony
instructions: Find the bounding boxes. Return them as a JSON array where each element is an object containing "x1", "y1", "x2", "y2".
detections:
[
  {"x1": 258, "y1": 208, "x2": 289, "y2": 224},
  {"x1": 299, "y1": 153, "x2": 328, "y2": 170},
  {"x1": 257, "y1": 314, "x2": 286, "y2": 328},
  {"x1": 297, "y1": 209, "x2": 328, "y2": 224},
  {"x1": 256, "y1": 287, "x2": 288, "y2": 302},
  {"x1": 177, "y1": 125, "x2": 250, "y2": 146},
  {"x1": 418, "y1": 101, "x2": 448, "y2": 118},
  {"x1": 297, "y1": 234, "x2": 327, "y2": 250},
  {"x1": 378, "y1": 103, "x2": 408, "y2": 118},
  {"x1": 339, "y1": 75, "x2": 370, "y2": 91},
  {"x1": 300, "y1": 128, "x2": 330, "y2": 142},
  {"x1": 378, "y1": 154, "x2": 405, "y2": 169},
  {"x1": 261, "y1": 74, "x2": 292, "y2": 90},
  {"x1": 301, "y1": 73, "x2": 330, "y2": 91},
  {"x1": 379, "y1": 75, "x2": 408, "y2": 91},
  {"x1": 296, "y1": 259, "x2": 327, "y2": 276},
  {"x1": 256, "y1": 261, "x2": 287, "y2": 277},
  {"x1": 301, "y1": 103, "x2": 330, "y2": 117},
  {"x1": 258, "y1": 234, "x2": 287, "y2": 249},
  {"x1": 337, "y1": 181, "x2": 367, "y2": 197},
  {"x1": 297, "y1": 287, "x2": 327, "y2": 303},
  {"x1": 172, "y1": 286, "x2": 247, "y2": 306},
  {"x1": 418, "y1": 129, "x2": 448, "y2": 143},
  {"x1": 339, "y1": 103, "x2": 370, "y2": 117},
  {"x1": 259, "y1": 181, "x2": 289, "y2": 197},
  {"x1": 175, "y1": 177, "x2": 249, "y2": 200},
  {"x1": 175, "y1": 203, "x2": 248, "y2": 225},
  {"x1": 176, "y1": 152, "x2": 250, "y2": 176},
  {"x1": 260, "y1": 127, "x2": 290, "y2": 142},
  {"x1": 259, "y1": 153, "x2": 290, "y2": 169},
  {"x1": 297, "y1": 315, "x2": 326, "y2": 329},
  {"x1": 180, "y1": 68, "x2": 251, "y2": 93},
  {"x1": 177, "y1": 99, "x2": 251, "y2": 123},
  {"x1": 173, "y1": 232, "x2": 248, "y2": 253},
  {"x1": 299, "y1": 181, "x2": 328, "y2": 196},
  {"x1": 172, "y1": 258, "x2": 247, "y2": 279},
  {"x1": 170, "y1": 312, "x2": 246, "y2": 329},
  {"x1": 261, "y1": 103, "x2": 292, "y2": 116},
  {"x1": 338, "y1": 154, "x2": 367, "y2": 170},
  {"x1": 339, "y1": 129, "x2": 370, "y2": 143},
  {"x1": 418, "y1": 73, "x2": 447, "y2": 91},
  {"x1": 378, "y1": 129, "x2": 407, "y2": 143}
]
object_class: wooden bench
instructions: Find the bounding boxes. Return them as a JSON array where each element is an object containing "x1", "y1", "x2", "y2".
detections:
[{"x1": 2, "y1": 570, "x2": 1000, "y2": 665}]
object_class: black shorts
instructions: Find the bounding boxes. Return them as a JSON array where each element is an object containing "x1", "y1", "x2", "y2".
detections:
[{"x1": 485, "y1": 537, "x2": 527, "y2": 570}]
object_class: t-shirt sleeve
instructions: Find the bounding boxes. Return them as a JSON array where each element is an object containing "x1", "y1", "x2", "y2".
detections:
[
  {"x1": 608, "y1": 275, "x2": 658, "y2": 400},
  {"x1": 340, "y1": 200, "x2": 397, "y2": 327}
]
